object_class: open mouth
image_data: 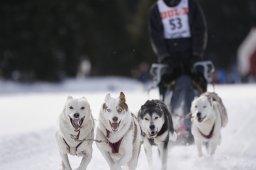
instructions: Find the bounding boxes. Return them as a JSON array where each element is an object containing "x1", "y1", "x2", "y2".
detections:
[
  {"x1": 197, "y1": 115, "x2": 206, "y2": 122},
  {"x1": 109, "y1": 120, "x2": 121, "y2": 132},
  {"x1": 147, "y1": 131, "x2": 158, "y2": 139},
  {"x1": 70, "y1": 116, "x2": 85, "y2": 130}
]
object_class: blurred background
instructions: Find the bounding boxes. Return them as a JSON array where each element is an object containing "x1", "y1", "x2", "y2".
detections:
[
  {"x1": 0, "y1": 0, "x2": 256, "y2": 84},
  {"x1": 1, "y1": 2, "x2": 256, "y2": 169}
]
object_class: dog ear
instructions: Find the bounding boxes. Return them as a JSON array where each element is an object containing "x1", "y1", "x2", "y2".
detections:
[
  {"x1": 64, "y1": 96, "x2": 73, "y2": 113},
  {"x1": 119, "y1": 92, "x2": 128, "y2": 111},
  {"x1": 119, "y1": 92, "x2": 126, "y2": 103},
  {"x1": 81, "y1": 97, "x2": 90, "y2": 109},
  {"x1": 67, "y1": 96, "x2": 73, "y2": 101},
  {"x1": 207, "y1": 96, "x2": 213, "y2": 107},
  {"x1": 81, "y1": 96, "x2": 88, "y2": 101},
  {"x1": 102, "y1": 103, "x2": 107, "y2": 111},
  {"x1": 105, "y1": 93, "x2": 111, "y2": 102},
  {"x1": 137, "y1": 109, "x2": 142, "y2": 120}
]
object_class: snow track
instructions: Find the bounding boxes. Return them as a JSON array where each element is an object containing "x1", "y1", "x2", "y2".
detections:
[
  {"x1": 0, "y1": 79, "x2": 256, "y2": 170},
  {"x1": 0, "y1": 128, "x2": 58, "y2": 170}
]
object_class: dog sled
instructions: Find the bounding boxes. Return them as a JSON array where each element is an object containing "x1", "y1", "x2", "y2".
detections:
[{"x1": 149, "y1": 61, "x2": 215, "y2": 144}]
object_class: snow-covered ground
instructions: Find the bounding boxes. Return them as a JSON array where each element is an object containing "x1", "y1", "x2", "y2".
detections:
[{"x1": 0, "y1": 77, "x2": 255, "y2": 170}]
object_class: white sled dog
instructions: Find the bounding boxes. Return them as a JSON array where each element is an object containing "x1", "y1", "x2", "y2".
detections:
[
  {"x1": 56, "y1": 96, "x2": 94, "y2": 170},
  {"x1": 96, "y1": 92, "x2": 141, "y2": 170},
  {"x1": 190, "y1": 92, "x2": 228, "y2": 157},
  {"x1": 138, "y1": 100, "x2": 177, "y2": 170}
]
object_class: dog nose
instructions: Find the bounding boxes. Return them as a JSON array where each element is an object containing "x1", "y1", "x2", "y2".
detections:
[
  {"x1": 149, "y1": 124, "x2": 155, "y2": 130},
  {"x1": 74, "y1": 113, "x2": 80, "y2": 118},
  {"x1": 112, "y1": 116, "x2": 118, "y2": 122},
  {"x1": 197, "y1": 112, "x2": 201, "y2": 118}
]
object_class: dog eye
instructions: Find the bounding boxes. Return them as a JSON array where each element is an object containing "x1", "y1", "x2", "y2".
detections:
[
  {"x1": 69, "y1": 106, "x2": 73, "y2": 109},
  {"x1": 144, "y1": 118, "x2": 149, "y2": 121},
  {"x1": 195, "y1": 105, "x2": 198, "y2": 108},
  {"x1": 203, "y1": 105, "x2": 207, "y2": 108},
  {"x1": 155, "y1": 117, "x2": 159, "y2": 120},
  {"x1": 107, "y1": 109, "x2": 111, "y2": 112},
  {"x1": 117, "y1": 108, "x2": 123, "y2": 113},
  {"x1": 81, "y1": 107, "x2": 85, "y2": 110}
]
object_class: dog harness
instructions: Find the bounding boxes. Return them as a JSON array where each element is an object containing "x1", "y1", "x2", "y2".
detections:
[
  {"x1": 106, "y1": 118, "x2": 136, "y2": 154},
  {"x1": 62, "y1": 137, "x2": 84, "y2": 154},
  {"x1": 198, "y1": 123, "x2": 215, "y2": 139},
  {"x1": 106, "y1": 129, "x2": 123, "y2": 154},
  {"x1": 63, "y1": 118, "x2": 94, "y2": 154}
]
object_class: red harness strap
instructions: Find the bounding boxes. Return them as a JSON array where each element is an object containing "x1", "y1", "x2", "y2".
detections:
[
  {"x1": 108, "y1": 138, "x2": 123, "y2": 154},
  {"x1": 106, "y1": 129, "x2": 123, "y2": 154}
]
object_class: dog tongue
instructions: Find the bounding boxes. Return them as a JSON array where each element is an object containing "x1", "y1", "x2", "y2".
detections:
[
  {"x1": 111, "y1": 123, "x2": 119, "y2": 130},
  {"x1": 73, "y1": 119, "x2": 80, "y2": 128}
]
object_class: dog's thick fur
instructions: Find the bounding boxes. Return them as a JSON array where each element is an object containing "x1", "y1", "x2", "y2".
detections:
[
  {"x1": 56, "y1": 96, "x2": 94, "y2": 170},
  {"x1": 190, "y1": 92, "x2": 228, "y2": 157},
  {"x1": 138, "y1": 100, "x2": 177, "y2": 170},
  {"x1": 96, "y1": 92, "x2": 141, "y2": 170}
]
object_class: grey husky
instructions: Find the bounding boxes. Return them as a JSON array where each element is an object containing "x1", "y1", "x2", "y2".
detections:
[{"x1": 138, "y1": 100, "x2": 176, "y2": 170}]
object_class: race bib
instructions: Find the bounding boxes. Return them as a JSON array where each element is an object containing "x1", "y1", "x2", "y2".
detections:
[{"x1": 157, "y1": 0, "x2": 191, "y2": 39}]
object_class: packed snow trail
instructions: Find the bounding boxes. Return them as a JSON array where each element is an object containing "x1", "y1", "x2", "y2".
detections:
[{"x1": 0, "y1": 79, "x2": 255, "y2": 170}]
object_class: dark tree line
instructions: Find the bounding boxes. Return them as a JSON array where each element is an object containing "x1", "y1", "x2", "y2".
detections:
[
  {"x1": 0, "y1": 0, "x2": 255, "y2": 81},
  {"x1": 201, "y1": 0, "x2": 256, "y2": 70}
]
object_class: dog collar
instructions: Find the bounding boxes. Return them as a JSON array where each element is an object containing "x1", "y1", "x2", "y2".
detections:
[{"x1": 198, "y1": 123, "x2": 215, "y2": 139}]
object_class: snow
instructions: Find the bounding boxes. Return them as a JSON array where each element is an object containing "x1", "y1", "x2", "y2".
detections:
[{"x1": 0, "y1": 77, "x2": 256, "y2": 170}]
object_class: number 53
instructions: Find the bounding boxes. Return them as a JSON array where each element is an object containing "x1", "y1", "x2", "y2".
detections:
[{"x1": 169, "y1": 18, "x2": 182, "y2": 30}]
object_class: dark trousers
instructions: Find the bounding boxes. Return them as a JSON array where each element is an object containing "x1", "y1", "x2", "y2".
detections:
[
  {"x1": 159, "y1": 51, "x2": 207, "y2": 98},
  {"x1": 159, "y1": 72, "x2": 207, "y2": 99}
]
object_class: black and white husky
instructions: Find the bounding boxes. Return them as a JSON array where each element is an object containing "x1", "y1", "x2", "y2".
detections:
[{"x1": 138, "y1": 100, "x2": 177, "y2": 170}]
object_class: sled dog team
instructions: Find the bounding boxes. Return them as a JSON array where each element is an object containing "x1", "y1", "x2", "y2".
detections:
[{"x1": 56, "y1": 91, "x2": 228, "y2": 170}]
